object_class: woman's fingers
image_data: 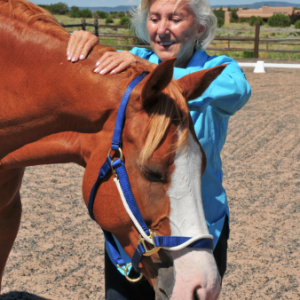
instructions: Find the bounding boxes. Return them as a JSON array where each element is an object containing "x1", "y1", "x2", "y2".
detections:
[
  {"x1": 67, "y1": 31, "x2": 81, "y2": 59},
  {"x1": 94, "y1": 52, "x2": 119, "y2": 74},
  {"x1": 67, "y1": 30, "x2": 99, "y2": 62},
  {"x1": 94, "y1": 51, "x2": 136, "y2": 75}
]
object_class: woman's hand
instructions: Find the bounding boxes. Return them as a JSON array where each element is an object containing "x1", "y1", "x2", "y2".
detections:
[
  {"x1": 67, "y1": 30, "x2": 99, "y2": 62},
  {"x1": 93, "y1": 51, "x2": 155, "y2": 75}
]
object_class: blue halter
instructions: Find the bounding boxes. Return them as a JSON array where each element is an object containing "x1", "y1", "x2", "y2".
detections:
[{"x1": 88, "y1": 74, "x2": 213, "y2": 281}]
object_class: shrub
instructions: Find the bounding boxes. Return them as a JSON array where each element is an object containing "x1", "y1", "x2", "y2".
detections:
[
  {"x1": 289, "y1": 12, "x2": 300, "y2": 24},
  {"x1": 96, "y1": 11, "x2": 108, "y2": 19},
  {"x1": 70, "y1": 6, "x2": 80, "y2": 18},
  {"x1": 213, "y1": 8, "x2": 224, "y2": 28},
  {"x1": 119, "y1": 16, "x2": 131, "y2": 26},
  {"x1": 105, "y1": 16, "x2": 114, "y2": 24},
  {"x1": 39, "y1": 2, "x2": 69, "y2": 15},
  {"x1": 213, "y1": 8, "x2": 225, "y2": 19},
  {"x1": 118, "y1": 12, "x2": 125, "y2": 18},
  {"x1": 80, "y1": 8, "x2": 92, "y2": 18},
  {"x1": 295, "y1": 20, "x2": 300, "y2": 29},
  {"x1": 239, "y1": 17, "x2": 248, "y2": 23},
  {"x1": 229, "y1": 8, "x2": 238, "y2": 23},
  {"x1": 268, "y1": 14, "x2": 291, "y2": 27},
  {"x1": 70, "y1": 11, "x2": 81, "y2": 18},
  {"x1": 242, "y1": 51, "x2": 254, "y2": 58},
  {"x1": 248, "y1": 16, "x2": 257, "y2": 26},
  {"x1": 217, "y1": 17, "x2": 224, "y2": 28},
  {"x1": 249, "y1": 16, "x2": 264, "y2": 26}
]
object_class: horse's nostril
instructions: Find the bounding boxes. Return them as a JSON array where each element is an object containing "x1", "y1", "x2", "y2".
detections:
[{"x1": 193, "y1": 289, "x2": 200, "y2": 300}]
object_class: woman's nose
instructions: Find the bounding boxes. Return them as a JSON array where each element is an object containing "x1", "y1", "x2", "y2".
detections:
[{"x1": 157, "y1": 20, "x2": 170, "y2": 36}]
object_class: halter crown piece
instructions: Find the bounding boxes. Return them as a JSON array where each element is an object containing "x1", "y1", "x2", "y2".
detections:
[{"x1": 88, "y1": 74, "x2": 214, "y2": 282}]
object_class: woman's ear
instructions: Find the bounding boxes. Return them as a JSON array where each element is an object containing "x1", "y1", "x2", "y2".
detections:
[{"x1": 196, "y1": 25, "x2": 206, "y2": 40}]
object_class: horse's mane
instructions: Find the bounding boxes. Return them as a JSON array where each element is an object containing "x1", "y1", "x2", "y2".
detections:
[
  {"x1": 127, "y1": 66, "x2": 190, "y2": 162},
  {"x1": 141, "y1": 80, "x2": 189, "y2": 162},
  {"x1": 0, "y1": 0, "x2": 70, "y2": 40}
]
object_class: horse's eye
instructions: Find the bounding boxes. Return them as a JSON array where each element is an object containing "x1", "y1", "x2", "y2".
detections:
[{"x1": 139, "y1": 164, "x2": 163, "y2": 182}]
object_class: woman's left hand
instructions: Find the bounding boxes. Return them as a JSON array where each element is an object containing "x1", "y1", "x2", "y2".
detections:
[{"x1": 67, "y1": 30, "x2": 99, "y2": 62}]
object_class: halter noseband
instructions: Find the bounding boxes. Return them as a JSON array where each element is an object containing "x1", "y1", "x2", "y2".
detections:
[{"x1": 88, "y1": 74, "x2": 214, "y2": 282}]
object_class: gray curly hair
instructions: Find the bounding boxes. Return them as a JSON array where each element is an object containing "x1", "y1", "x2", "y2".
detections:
[{"x1": 131, "y1": 0, "x2": 217, "y2": 51}]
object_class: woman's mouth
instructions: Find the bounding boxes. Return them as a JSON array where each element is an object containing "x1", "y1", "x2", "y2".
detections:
[{"x1": 157, "y1": 41, "x2": 175, "y2": 48}]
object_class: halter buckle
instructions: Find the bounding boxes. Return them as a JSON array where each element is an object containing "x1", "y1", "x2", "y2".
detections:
[
  {"x1": 108, "y1": 147, "x2": 123, "y2": 179},
  {"x1": 138, "y1": 230, "x2": 161, "y2": 257},
  {"x1": 117, "y1": 263, "x2": 143, "y2": 283}
]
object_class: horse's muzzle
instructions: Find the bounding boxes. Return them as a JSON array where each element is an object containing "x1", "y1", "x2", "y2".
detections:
[{"x1": 155, "y1": 265, "x2": 175, "y2": 300}]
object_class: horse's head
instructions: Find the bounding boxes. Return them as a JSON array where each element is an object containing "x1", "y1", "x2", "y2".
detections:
[{"x1": 82, "y1": 59, "x2": 226, "y2": 300}]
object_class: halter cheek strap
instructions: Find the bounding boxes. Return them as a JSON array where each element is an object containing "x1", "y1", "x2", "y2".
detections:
[{"x1": 88, "y1": 73, "x2": 214, "y2": 281}]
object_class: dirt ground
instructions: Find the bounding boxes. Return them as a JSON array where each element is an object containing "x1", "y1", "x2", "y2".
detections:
[{"x1": 1, "y1": 64, "x2": 300, "y2": 300}]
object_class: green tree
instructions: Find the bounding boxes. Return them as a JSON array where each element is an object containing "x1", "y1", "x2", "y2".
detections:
[
  {"x1": 213, "y1": 8, "x2": 224, "y2": 28},
  {"x1": 228, "y1": 8, "x2": 238, "y2": 23},
  {"x1": 268, "y1": 14, "x2": 291, "y2": 27},
  {"x1": 295, "y1": 19, "x2": 300, "y2": 29},
  {"x1": 119, "y1": 16, "x2": 131, "y2": 25},
  {"x1": 118, "y1": 11, "x2": 125, "y2": 18},
  {"x1": 81, "y1": 8, "x2": 92, "y2": 18},
  {"x1": 96, "y1": 10, "x2": 108, "y2": 19},
  {"x1": 249, "y1": 16, "x2": 264, "y2": 26},
  {"x1": 49, "y1": 2, "x2": 69, "y2": 15},
  {"x1": 105, "y1": 16, "x2": 114, "y2": 24},
  {"x1": 70, "y1": 6, "x2": 81, "y2": 18},
  {"x1": 239, "y1": 17, "x2": 248, "y2": 23}
]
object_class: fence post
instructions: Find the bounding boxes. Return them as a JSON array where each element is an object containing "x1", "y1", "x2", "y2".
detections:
[
  {"x1": 228, "y1": 34, "x2": 230, "y2": 50},
  {"x1": 254, "y1": 22, "x2": 260, "y2": 59},
  {"x1": 94, "y1": 18, "x2": 98, "y2": 37},
  {"x1": 81, "y1": 18, "x2": 86, "y2": 31}
]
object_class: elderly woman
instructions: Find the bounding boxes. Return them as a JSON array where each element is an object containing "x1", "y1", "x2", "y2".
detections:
[{"x1": 67, "y1": 0, "x2": 251, "y2": 299}]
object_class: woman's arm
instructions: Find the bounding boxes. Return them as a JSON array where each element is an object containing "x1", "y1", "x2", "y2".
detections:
[
  {"x1": 188, "y1": 58, "x2": 251, "y2": 116},
  {"x1": 67, "y1": 31, "x2": 154, "y2": 74}
]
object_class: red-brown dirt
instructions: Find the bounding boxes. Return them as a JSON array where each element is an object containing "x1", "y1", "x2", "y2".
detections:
[{"x1": 1, "y1": 64, "x2": 300, "y2": 300}]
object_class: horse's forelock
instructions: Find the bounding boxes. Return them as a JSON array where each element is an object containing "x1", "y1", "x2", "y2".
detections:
[
  {"x1": 140, "y1": 80, "x2": 190, "y2": 163},
  {"x1": 0, "y1": 0, "x2": 70, "y2": 40}
]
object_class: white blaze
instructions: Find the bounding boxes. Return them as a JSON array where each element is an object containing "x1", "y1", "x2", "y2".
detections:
[
  {"x1": 167, "y1": 130, "x2": 208, "y2": 237},
  {"x1": 167, "y1": 130, "x2": 221, "y2": 300}
]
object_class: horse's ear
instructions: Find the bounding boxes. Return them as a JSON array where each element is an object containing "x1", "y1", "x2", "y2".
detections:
[
  {"x1": 177, "y1": 65, "x2": 227, "y2": 101},
  {"x1": 141, "y1": 58, "x2": 176, "y2": 108}
]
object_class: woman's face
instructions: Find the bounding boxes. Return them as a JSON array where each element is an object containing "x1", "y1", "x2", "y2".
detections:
[{"x1": 147, "y1": 0, "x2": 205, "y2": 68}]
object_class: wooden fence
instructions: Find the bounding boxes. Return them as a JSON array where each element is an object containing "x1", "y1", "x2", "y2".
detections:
[{"x1": 61, "y1": 20, "x2": 300, "y2": 59}]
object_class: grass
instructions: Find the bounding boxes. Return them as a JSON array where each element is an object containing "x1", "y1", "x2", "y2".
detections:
[{"x1": 54, "y1": 15, "x2": 300, "y2": 60}]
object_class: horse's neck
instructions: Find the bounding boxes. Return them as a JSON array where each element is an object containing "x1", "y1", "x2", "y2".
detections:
[
  {"x1": 0, "y1": 118, "x2": 116, "y2": 170},
  {"x1": 0, "y1": 14, "x2": 122, "y2": 159}
]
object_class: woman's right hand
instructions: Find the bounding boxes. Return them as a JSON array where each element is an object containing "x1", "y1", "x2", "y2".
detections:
[
  {"x1": 67, "y1": 30, "x2": 99, "y2": 62},
  {"x1": 94, "y1": 51, "x2": 155, "y2": 75}
]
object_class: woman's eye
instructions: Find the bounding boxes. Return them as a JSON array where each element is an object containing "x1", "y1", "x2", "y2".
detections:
[
  {"x1": 173, "y1": 18, "x2": 181, "y2": 23},
  {"x1": 150, "y1": 18, "x2": 158, "y2": 23}
]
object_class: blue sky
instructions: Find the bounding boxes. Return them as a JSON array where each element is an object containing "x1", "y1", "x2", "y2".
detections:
[{"x1": 30, "y1": 0, "x2": 298, "y2": 7}]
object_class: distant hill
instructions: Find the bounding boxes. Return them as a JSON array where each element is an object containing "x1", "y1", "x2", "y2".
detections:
[
  {"x1": 211, "y1": 2, "x2": 300, "y2": 9},
  {"x1": 78, "y1": 5, "x2": 136, "y2": 13},
  {"x1": 78, "y1": 2, "x2": 300, "y2": 12}
]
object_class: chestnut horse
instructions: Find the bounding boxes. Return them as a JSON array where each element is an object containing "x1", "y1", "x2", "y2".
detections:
[{"x1": 0, "y1": 0, "x2": 226, "y2": 299}]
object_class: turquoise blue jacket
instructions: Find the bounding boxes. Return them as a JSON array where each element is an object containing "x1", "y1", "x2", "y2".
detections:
[{"x1": 107, "y1": 48, "x2": 251, "y2": 272}]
